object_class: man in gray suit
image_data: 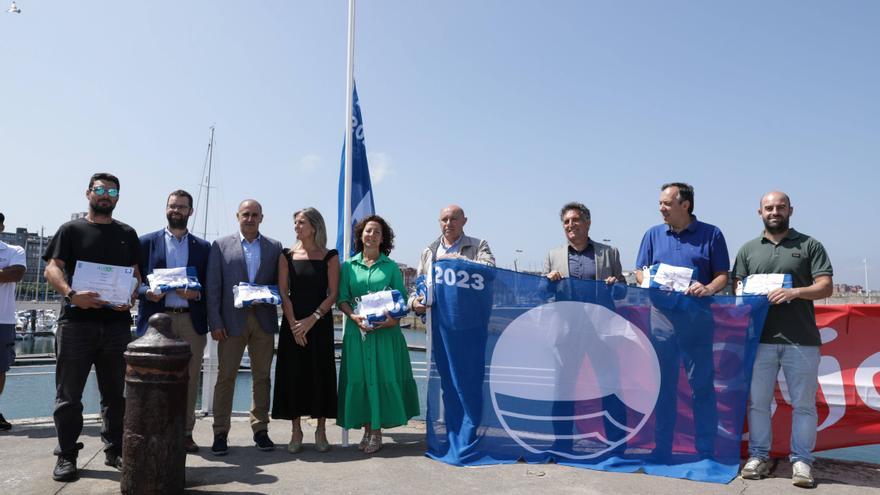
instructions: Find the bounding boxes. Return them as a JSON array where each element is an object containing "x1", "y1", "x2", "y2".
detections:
[
  {"x1": 544, "y1": 201, "x2": 626, "y2": 454},
  {"x1": 207, "y1": 199, "x2": 282, "y2": 455},
  {"x1": 544, "y1": 202, "x2": 624, "y2": 284},
  {"x1": 412, "y1": 204, "x2": 495, "y2": 314}
]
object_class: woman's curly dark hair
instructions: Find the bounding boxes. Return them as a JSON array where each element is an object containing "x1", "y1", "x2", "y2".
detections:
[{"x1": 353, "y1": 215, "x2": 394, "y2": 256}]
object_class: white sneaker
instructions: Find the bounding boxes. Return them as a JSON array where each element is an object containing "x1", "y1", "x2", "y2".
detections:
[
  {"x1": 741, "y1": 457, "x2": 770, "y2": 479},
  {"x1": 792, "y1": 461, "x2": 815, "y2": 488}
]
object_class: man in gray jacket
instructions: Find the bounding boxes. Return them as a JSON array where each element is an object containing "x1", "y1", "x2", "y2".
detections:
[
  {"x1": 544, "y1": 201, "x2": 625, "y2": 454},
  {"x1": 544, "y1": 202, "x2": 624, "y2": 284},
  {"x1": 412, "y1": 204, "x2": 495, "y2": 314},
  {"x1": 206, "y1": 199, "x2": 282, "y2": 455}
]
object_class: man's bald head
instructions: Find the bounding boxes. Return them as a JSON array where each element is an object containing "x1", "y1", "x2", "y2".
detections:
[
  {"x1": 238, "y1": 199, "x2": 263, "y2": 214},
  {"x1": 759, "y1": 191, "x2": 793, "y2": 235},
  {"x1": 760, "y1": 191, "x2": 791, "y2": 208},
  {"x1": 237, "y1": 199, "x2": 264, "y2": 240},
  {"x1": 440, "y1": 204, "x2": 465, "y2": 218},
  {"x1": 439, "y1": 204, "x2": 467, "y2": 244}
]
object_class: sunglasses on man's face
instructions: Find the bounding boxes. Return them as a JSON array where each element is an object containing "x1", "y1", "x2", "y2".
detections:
[{"x1": 91, "y1": 186, "x2": 119, "y2": 197}]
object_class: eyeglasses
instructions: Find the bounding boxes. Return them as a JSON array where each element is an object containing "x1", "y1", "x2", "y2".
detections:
[
  {"x1": 91, "y1": 186, "x2": 119, "y2": 197},
  {"x1": 166, "y1": 204, "x2": 190, "y2": 211}
]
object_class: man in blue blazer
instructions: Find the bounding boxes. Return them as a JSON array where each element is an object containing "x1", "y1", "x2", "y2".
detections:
[
  {"x1": 206, "y1": 199, "x2": 282, "y2": 455},
  {"x1": 136, "y1": 190, "x2": 211, "y2": 453}
]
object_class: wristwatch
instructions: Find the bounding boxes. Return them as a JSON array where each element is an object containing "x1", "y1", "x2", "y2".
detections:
[{"x1": 64, "y1": 289, "x2": 77, "y2": 304}]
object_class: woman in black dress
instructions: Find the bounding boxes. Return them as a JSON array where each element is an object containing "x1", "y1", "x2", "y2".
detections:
[{"x1": 272, "y1": 207, "x2": 340, "y2": 453}]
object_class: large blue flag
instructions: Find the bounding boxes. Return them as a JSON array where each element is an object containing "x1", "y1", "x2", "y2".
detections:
[
  {"x1": 426, "y1": 259, "x2": 770, "y2": 484},
  {"x1": 336, "y1": 83, "x2": 375, "y2": 258}
]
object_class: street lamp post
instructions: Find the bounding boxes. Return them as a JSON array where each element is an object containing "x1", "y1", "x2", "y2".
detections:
[{"x1": 513, "y1": 249, "x2": 523, "y2": 272}]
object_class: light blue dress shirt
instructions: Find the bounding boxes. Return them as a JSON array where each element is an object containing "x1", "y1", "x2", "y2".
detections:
[
  {"x1": 240, "y1": 232, "x2": 261, "y2": 283},
  {"x1": 436, "y1": 235, "x2": 463, "y2": 258},
  {"x1": 164, "y1": 229, "x2": 190, "y2": 308}
]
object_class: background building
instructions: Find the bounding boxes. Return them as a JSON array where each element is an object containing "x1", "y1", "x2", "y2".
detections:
[{"x1": 0, "y1": 227, "x2": 54, "y2": 301}]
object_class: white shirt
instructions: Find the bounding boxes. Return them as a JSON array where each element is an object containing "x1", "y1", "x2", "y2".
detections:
[{"x1": 0, "y1": 241, "x2": 26, "y2": 324}]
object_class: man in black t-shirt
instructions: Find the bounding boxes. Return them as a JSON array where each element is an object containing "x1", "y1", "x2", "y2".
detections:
[{"x1": 43, "y1": 172, "x2": 141, "y2": 483}]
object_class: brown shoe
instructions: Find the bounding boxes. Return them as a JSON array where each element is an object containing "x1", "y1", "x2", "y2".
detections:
[{"x1": 184, "y1": 435, "x2": 199, "y2": 453}]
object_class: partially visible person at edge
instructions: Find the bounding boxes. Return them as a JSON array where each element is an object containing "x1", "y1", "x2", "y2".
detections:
[
  {"x1": 337, "y1": 215, "x2": 419, "y2": 454},
  {"x1": 272, "y1": 207, "x2": 339, "y2": 454},
  {"x1": 136, "y1": 189, "x2": 211, "y2": 453},
  {"x1": 0, "y1": 212, "x2": 26, "y2": 432},
  {"x1": 634, "y1": 182, "x2": 729, "y2": 461},
  {"x1": 43, "y1": 173, "x2": 141, "y2": 482},
  {"x1": 206, "y1": 199, "x2": 283, "y2": 456},
  {"x1": 544, "y1": 201, "x2": 624, "y2": 284},
  {"x1": 410, "y1": 204, "x2": 494, "y2": 314},
  {"x1": 735, "y1": 191, "x2": 833, "y2": 489}
]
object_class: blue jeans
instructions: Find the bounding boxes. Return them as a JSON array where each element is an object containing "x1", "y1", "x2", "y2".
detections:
[{"x1": 748, "y1": 343, "x2": 820, "y2": 465}]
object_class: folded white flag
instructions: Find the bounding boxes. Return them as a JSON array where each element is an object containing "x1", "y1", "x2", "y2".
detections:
[
  {"x1": 736, "y1": 273, "x2": 792, "y2": 296},
  {"x1": 233, "y1": 283, "x2": 281, "y2": 308},
  {"x1": 641, "y1": 263, "x2": 695, "y2": 293},
  {"x1": 147, "y1": 267, "x2": 202, "y2": 293}
]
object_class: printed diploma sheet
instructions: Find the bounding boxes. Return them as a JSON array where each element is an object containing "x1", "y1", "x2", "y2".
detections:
[{"x1": 71, "y1": 261, "x2": 136, "y2": 306}]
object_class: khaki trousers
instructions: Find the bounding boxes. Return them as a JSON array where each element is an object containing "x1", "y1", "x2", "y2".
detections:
[
  {"x1": 212, "y1": 311, "x2": 275, "y2": 435},
  {"x1": 166, "y1": 312, "x2": 207, "y2": 436}
]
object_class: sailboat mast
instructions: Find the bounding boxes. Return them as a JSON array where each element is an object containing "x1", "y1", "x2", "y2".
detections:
[{"x1": 202, "y1": 126, "x2": 215, "y2": 239}]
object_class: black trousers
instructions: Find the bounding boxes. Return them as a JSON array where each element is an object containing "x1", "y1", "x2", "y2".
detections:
[{"x1": 54, "y1": 320, "x2": 131, "y2": 458}]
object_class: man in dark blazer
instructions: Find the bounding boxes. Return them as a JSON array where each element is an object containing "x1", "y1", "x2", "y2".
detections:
[
  {"x1": 136, "y1": 190, "x2": 211, "y2": 453},
  {"x1": 206, "y1": 199, "x2": 282, "y2": 455}
]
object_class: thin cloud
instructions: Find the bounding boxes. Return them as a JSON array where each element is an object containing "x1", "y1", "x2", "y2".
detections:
[
  {"x1": 368, "y1": 152, "x2": 394, "y2": 183},
  {"x1": 298, "y1": 153, "x2": 321, "y2": 172}
]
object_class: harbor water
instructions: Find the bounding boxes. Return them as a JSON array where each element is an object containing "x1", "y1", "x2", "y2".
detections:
[
  {"x1": 5, "y1": 329, "x2": 428, "y2": 420},
  {"x1": 5, "y1": 330, "x2": 878, "y2": 464}
]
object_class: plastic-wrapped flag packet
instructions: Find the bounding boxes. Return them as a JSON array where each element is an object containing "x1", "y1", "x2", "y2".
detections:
[
  {"x1": 736, "y1": 273, "x2": 793, "y2": 296},
  {"x1": 233, "y1": 283, "x2": 281, "y2": 308},
  {"x1": 147, "y1": 266, "x2": 202, "y2": 294},
  {"x1": 356, "y1": 289, "x2": 409, "y2": 329},
  {"x1": 640, "y1": 263, "x2": 699, "y2": 293}
]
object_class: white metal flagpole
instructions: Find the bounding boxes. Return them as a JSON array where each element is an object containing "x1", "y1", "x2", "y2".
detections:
[{"x1": 340, "y1": 0, "x2": 356, "y2": 448}]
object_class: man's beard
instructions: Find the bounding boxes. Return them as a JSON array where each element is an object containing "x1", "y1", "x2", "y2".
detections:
[
  {"x1": 167, "y1": 213, "x2": 188, "y2": 230},
  {"x1": 90, "y1": 201, "x2": 115, "y2": 215},
  {"x1": 763, "y1": 216, "x2": 790, "y2": 234}
]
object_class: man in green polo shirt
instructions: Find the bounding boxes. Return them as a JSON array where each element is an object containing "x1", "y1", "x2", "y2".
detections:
[{"x1": 733, "y1": 191, "x2": 833, "y2": 488}]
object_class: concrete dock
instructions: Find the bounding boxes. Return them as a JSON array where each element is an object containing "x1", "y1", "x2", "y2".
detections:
[{"x1": 1, "y1": 415, "x2": 878, "y2": 494}]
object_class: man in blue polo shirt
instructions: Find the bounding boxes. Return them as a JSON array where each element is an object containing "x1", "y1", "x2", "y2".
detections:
[{"x1": 635, "y1": 182, "x2": 730, "y2": 461}]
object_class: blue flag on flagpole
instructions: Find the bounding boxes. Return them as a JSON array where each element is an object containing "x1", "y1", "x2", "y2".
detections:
[{"x1": 336, "y1": 83, "x2": 375, "y2": 258}]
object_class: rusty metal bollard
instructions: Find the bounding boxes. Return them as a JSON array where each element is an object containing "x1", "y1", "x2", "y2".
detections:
[{"x1": 121, "y1": 313, "x2": 192, "y2": 495}]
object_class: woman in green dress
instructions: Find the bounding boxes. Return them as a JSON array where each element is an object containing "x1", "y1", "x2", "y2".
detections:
[{"x1": 337, "y1": 215, "x2": 420, "y2": 454}]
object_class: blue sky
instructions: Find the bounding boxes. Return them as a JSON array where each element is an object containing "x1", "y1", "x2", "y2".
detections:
[{"x1": 1, "y1": 1, "x2": 877, "y2": 285}]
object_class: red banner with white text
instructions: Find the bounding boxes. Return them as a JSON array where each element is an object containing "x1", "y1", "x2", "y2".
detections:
[{"x1": 759, "y1": 305, "x2": 880, "y2": 455}]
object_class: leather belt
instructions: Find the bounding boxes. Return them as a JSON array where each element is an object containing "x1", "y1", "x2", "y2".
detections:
[{"x1": 165, "y1": 307, "x2": 190, "y2": 314}]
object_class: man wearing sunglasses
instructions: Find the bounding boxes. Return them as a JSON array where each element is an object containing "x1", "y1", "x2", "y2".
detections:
[{"x1": 43, "y1": 172, "x2": 141, "y2": 482}]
